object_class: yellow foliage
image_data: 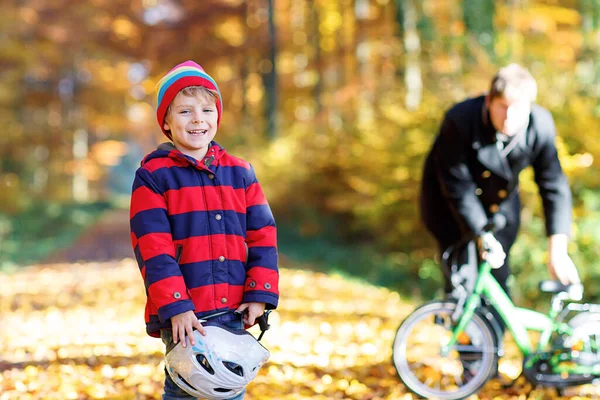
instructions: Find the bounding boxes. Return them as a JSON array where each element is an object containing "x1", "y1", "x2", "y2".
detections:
[
  {"x1": 0, "y1": 173, "x2": 23, "y2": 214},
  {"x1": 1, "y1": 260, "x2": 599, "y2": 398},
  {"x1": 90, "y1": 140, "x2": 129, "y2": 167},
  {"x1": 214, "y1": 17, "x2": 246, "y2": 47},
  {"x1": 111, "y1": 17, "x2": 139, "y2": 40},
  {"x1": 528, "y1": 6, "x2": 581, "y2": 26}
]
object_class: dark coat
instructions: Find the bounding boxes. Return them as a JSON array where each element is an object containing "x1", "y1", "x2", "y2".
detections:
[{"x1": 420, "y1": 95, "x2": 572, "y2": 249}]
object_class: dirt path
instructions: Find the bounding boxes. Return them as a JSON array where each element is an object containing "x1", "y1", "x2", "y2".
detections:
[
  {"x1": 16, "y1": 209, "x2": 597, "y2": 399},
  {"x1": 42, "y1": 208, "x2": 133, "y2": 264}
]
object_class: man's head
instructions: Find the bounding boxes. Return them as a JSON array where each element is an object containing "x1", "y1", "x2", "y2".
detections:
[
  {"x1": 156, "y1": 60, "x2": 223, "y2": 139},
  {"x1": 485, "y1": 63, "x2": 537, "y2": 136}
]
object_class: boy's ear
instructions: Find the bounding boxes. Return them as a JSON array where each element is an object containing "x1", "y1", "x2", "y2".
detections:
[{"x1": 163, "y1": 121, "x2": 170, "y2": 131}]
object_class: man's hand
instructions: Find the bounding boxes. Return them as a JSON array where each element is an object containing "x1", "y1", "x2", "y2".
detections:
[
  {"x1": 548, "y1": 253, "x2": 580, "y2": 286},
  {"x1": 171, "y1": 310, "x2": 206, "y2": 347},
  {"x1": 235, "y1": 302, "x2": 266, "y2": 326},
  {"x1": 548, "y1": 251, "x2": 581, "y2": 285},
  {"x1": 478, "y1": 232, "x2": 506, "y2": 269},
  {"x1": 548, "y1": 234, "x2": 580, "y2": 285}
]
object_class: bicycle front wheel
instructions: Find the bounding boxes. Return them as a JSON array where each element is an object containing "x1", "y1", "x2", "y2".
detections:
[{"x1": 392, "y1": 300, "x2": 498, "y2": 399}]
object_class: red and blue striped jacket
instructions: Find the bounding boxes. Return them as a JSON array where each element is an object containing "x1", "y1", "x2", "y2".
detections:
[{"x1": 130, "y1": 141, "x2": 279, "y2": 337}]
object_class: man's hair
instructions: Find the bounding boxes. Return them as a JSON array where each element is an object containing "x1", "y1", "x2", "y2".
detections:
[
  {"x1": 165, "y1": 86, "x2": 220, "y2": 119},
  {"x1": 489, "y1": 63, "x2": 537, "y2": 103}
]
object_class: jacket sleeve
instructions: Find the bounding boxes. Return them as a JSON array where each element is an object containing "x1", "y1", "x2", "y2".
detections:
[
  {"x1": 432, "y1": 113, "x2": 489, "y2": 236},
  {"x1": 242, "y1": 165, "x2": 279, "y2": 309},
  {"x1": 531, "y1": 111, "x2": 573, "y2": 236},
  {"x1": 130, "y1": 167, "x2": 195, "y2": 322}
]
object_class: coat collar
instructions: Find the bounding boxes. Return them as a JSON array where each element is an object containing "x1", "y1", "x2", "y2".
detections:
[
  {"x1": 159, "y1": 141, "x2": 226, "y2": 171},
  {"x1": 473, "y1": 101, "x2": 512, "y2": 181}
]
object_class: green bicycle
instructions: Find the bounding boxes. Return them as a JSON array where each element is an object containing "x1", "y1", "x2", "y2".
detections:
[{"x1": 392, "y1": 240, "x2": 600, "y2": 399}]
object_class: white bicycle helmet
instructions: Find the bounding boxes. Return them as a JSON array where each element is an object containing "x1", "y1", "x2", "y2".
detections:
[{"x1": 165, "y1": 322, "x2": 270, "y2": 399}]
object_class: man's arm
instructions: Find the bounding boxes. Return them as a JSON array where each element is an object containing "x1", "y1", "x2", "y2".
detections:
[
  {"x1": 433, "y1": 113, "x2": 489, "y2": 236},
  {"x1": 531, "y1": 108, "x2": 579, "y2": 284},
  {"x1": 531, "y1": 108, "x2": 572, "y2": 237}
]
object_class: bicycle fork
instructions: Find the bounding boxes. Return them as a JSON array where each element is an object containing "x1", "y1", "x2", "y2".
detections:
[{"x1": 440, "y1": 293, "x2": 482, "y2": 357}]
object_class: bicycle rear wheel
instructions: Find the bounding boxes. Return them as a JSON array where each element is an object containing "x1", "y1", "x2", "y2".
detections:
[
  {"x1": 527, "y1": 311, "x2": 600, "y2": 395},
  {"x1": 392, "y1": 300, "x2": 498, "y2": 399},
  {"x1": 558, "y1": 311, "x2": 600, "y2": 395}
]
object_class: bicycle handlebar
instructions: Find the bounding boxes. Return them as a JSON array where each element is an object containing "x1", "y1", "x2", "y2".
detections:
[{"x1": 441, "y1": 213, "x2": 507, "y2": 279}]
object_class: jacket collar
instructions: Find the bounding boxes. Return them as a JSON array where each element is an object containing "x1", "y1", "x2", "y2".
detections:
[
  {"x1": 474, "y1": 100, "x2": 512, "y2": 181},
  {"x1": 160, "y1": 141, "x2": 226, "y2": 169}
]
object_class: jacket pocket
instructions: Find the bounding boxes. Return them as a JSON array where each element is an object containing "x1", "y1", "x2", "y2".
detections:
[{"x1": 175, "y1": 244, "x2": 183, "y2": 264}]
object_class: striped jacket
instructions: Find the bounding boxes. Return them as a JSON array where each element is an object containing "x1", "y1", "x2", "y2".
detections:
[{"x1": 130, "y1": 141, "x2": 279, "y2": 337}]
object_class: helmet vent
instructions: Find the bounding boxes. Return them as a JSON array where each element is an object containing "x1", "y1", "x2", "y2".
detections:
[
  {"x1": 214, "y1": 388, "x2": 232, "y2": 393},
  {"x1": 179, "y1": 375, "x2": 200, "y2": 392},
  {"x1": 196, "y1": 354, "x2": 215, "y2": 375},
  {"x1": 223, "y1": 361, "x2": 244, "y2": 377}
]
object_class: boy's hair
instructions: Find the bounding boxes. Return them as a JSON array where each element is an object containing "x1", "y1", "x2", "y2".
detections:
[
  {"x1": 155, "y1": 60, "x2": 223, "y2": 139},
  {"x1": 164, "y1": 86, "x2": 220, "y2": 120},
  {"x1": 489, "y1": 63, "x2": 537, "y2": 103}
]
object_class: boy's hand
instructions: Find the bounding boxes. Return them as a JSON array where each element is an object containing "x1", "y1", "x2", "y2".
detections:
[
  {"x1": 235, "y1": 302, "x2": 266, "y2": 326},
  {"x1": 171, "y1": 310, "x2": 206, "y2": 348}
]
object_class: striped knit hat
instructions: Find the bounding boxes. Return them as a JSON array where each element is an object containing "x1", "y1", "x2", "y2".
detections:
[{"x1": 155, "y1": 60, "x2": 223, "y2": 138}]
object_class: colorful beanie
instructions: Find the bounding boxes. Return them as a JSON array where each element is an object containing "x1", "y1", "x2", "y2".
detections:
[{"x1": 155, "y1": 60, "x2": 223, "y2": 138}]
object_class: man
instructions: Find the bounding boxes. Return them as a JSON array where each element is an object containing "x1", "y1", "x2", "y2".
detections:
[{"x1": 420, "y1": 63, "x2": 580, "y2": 296}]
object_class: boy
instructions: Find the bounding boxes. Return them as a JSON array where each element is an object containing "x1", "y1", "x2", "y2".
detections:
[{"x1": 130, "y1": 60, "x2": 279, "y2": 399}]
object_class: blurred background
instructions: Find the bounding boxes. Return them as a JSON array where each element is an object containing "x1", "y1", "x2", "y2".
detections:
[
  {"x1": 1, "y1": 0, "x2": 600, "y2": 303},
  {"x1": 2, "y1": 1, "x2": 600, "y2": 399}
]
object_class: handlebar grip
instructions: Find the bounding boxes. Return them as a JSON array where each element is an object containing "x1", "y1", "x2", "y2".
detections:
[{"x1": 256, "y1": 313, "x2": 270, "y2": 332}]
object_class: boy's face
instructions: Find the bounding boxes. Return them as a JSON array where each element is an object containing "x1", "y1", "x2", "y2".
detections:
[{"x1": 164, "y1": 91, "x2": 218, "y2": 160}]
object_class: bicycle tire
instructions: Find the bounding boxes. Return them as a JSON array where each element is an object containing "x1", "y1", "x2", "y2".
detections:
[
  {"x1": 562, "y1": 311, "x2": 600, "y2": 367},
  {"x1": 392, "y1": 300, "x2": 499, "y2": 399},
  {"x1": 526, "y1": 312, "x2": 600, "y2": 391}
]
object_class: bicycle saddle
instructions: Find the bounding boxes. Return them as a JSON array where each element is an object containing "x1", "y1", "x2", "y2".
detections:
[{"x1": 539, "y1": 281, "x2": 583, "y2": 301}]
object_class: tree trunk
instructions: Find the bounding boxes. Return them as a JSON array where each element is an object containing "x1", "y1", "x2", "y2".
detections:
[
  {"x1": 402, "y1": 0, "x2": 422, "y2": 110},
  {"x1": 580, "y1": 0, "x2": 600, "y2": 100},
  {"x1": 263, "y1": 0, "x2": 278, "y2": 139},
  {"x1": 312, "y1": 1, "x2": 322, "y2": 114},
  {"x1": 463, "y1": 0, "x2": 495, "y2": 59}
]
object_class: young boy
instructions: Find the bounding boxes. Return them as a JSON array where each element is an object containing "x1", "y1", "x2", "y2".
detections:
[{"x1": 129, "y1": 60, "x2": 279, "y2": 399}]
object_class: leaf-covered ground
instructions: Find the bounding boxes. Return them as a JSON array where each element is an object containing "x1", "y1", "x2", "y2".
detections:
[{"x1": 1, "y1": 260, "x2": 598, "y2": 399}]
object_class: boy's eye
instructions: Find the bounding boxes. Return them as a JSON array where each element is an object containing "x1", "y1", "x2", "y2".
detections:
[
  {"x1": 203, "y1": 109, "x2": 214, "y2": 113},
  {"x1": 179, "y1": 110, "x2": 191, "y2": 114}
]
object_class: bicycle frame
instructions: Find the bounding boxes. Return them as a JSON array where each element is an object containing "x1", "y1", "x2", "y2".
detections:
[{"x1": 443, "y1": 260, "x2": 573, "y2": 357}]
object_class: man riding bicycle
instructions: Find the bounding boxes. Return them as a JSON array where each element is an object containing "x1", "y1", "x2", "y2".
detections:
[{"x1": 420, "y1": 63, "x2": 580, "y2": 297}]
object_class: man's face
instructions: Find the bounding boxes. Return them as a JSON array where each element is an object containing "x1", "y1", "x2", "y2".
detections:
[{"x1": 486, "y1": 95, "x2": 531, "y2": 136}]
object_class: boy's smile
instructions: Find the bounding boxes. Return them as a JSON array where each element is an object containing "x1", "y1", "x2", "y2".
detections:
[{"x1": 163, "y1": 92, "x2": 218, "y2": 161}]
